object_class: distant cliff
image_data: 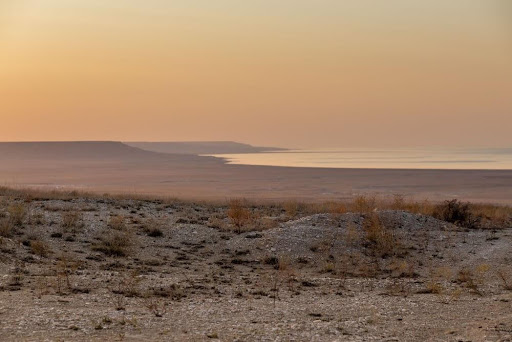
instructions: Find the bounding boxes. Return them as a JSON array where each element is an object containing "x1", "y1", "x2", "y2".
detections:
[{"x1": 124, "y1": 141, "x2": 286, "y2": 155}]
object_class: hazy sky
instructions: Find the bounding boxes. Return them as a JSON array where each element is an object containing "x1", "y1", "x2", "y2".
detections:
[{"x1": 1, "y1": 1, "x2": 511, "y2": 148}]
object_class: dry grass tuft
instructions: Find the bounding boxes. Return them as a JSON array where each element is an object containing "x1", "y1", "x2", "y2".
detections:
[
  {"x1": 283, "y1": 201, "x2": 301, "y2": 218},
  {"x1": 30, "y1": 239, "x2": 51, "y2": 257},
  {"x1": 61, "y1": 211, "x2": 84, "y2": 232},
  {"x1": 497, "y1": 269, "x2": 512, "y2": 291},
  {"x1": 0, "y1": 186, "x2": 509, "y2": 229},
  {"x1": 432, "y1": 200, "x2": 479, "y2": 228},
  {"x1": 7, "y1": 203, "x2": 27, "y2": 226},
  {"x1": 470, "y1": 204, "x2": 512, "y2": 229},
  {"x1": 456, "y1": 264, "x2": 489, "y2": 296},
  {"x1": 0, "y1": 219, "x2": 14, "y2": 238},
  {"x1": 92, "y1": 230, "x2": 133, "y2": 257},
  {"x1": 227, "y1": 199, "x2": 252, "y2": 233},
  {"x1": 425, "y1": 281, "x2": 443, "y2": 294},
  {"x1": 363, "y1": 214, "x2": 400, "y2": 258},
  {"x1": 108, "y1": 215, "x2": 127, "y2": 231},
  {"x1": 351, "y1": 195, "x2": 376, "y2": 213},
  {"x1": 141, "y1": 218, "x2": 164, "y2": 237}
]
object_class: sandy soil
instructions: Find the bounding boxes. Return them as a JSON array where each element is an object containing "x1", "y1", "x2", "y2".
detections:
[{"x1": 0, "y1": 142, "x2": 511, "y2": 203}]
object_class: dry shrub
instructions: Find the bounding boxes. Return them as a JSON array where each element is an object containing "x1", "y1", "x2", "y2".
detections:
[
  {"x1": 383, "y1": 196, "x2": 509, "y2": 229},
  {"x1": 30, "y1": 240, "x2": 51, "y2": 257},
  {"x1": 326, "y1": 202, "x2": 348, "y2": 215},
  {"x1": 227, "y1": 199, "x2": 252, "y2": 233},
  {"x1": 92, "y1": 230, "x2": 133, "y2": 257},
  {"x1": 141, "y1": 218, "x2": 164, "y2": 237},
  {"x1": 475, "y1": 264, "x2": 490, "y2": 287},
  {"x1": 381, "y1": 195, "x2": 435, "y2": 215},
  {"x1": 108, "y1": 215, "x2": 126, "y2": 231},
  {"x1": 206, "y1": 215, "x2": 227, "y2": 229},
  {"x1": 391, "y1": 194, "x2": 406, "y2": 210},
  {"x1": 217, "y1": 202, "x2": 277, "y2": 233},
  {"x1": 61, "y1": 211, "x2": 83, "y2": 232},
  {"x1": 411, "y1": 200, "x2": 435, "y2": 216},
  {"x1": 55, "y1": 253, "x2": 80, "y2": 294},
  {"x1": 422, "y1": 267, "x2": 452, "y2": 294},
  {"x1": 0, "y1": 219, "x2": 14, "y2": 237},
  {"x1": 497, "y1": 269, "x2": 512, "y2": 291},
  {"x1": 457, "y1": 264, "x2": 489, "y2": 295},
  {"x1": 433, "y1": 199, "x2": 479, "y2": 228},
  {"x1": 456, "y1": 268, "x2": 472, "y2": 283},
  {"x1": 363, "y1": 214, "x2": 399, "y2": 258},
  {"x1": 389, "y1": 259, "x2": 415, "y2": 278},
  {"x1": 471, "y1": 204, "x2": 512, "y2": 229},
  {"x1": 8, "y1": 203, "x2": 27, "y2": 226},
  {"x1": 351, "y1": 195, "x2": 376, "y2": 213},
  {"x1": 425, "y1": 281, "x2": 443, "y2": 294},
  {"x1": 283, "y1": 201, "x2": 300, "y2": 218}
]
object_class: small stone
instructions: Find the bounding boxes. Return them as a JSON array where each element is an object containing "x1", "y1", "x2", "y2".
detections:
[{"x1": 246, "y1": 232, "x2": 263, "y2": 239}]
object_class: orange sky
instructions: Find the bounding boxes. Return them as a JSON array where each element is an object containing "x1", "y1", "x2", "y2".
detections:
[{"x1": 1, "y1": 1, "x2": 511, "y2": 148}]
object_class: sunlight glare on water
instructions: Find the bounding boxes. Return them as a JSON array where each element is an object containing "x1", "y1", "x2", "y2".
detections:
[{"x1": 206, "y1": 147, "x2": 512, "y2": 170}]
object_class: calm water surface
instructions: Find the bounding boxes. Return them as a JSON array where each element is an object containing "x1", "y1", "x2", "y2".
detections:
[{"x1": 206, "y1": 148, "x2": 512, "y2": 170}]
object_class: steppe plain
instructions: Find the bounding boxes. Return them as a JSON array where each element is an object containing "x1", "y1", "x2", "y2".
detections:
[{"x1": 0, "y1": 142, "x2": 511, "y2": 341}]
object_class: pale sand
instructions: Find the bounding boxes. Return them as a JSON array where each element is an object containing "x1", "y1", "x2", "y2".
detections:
[{"x1": 0, "y1": 142, "x2": 511, "y2": 203}]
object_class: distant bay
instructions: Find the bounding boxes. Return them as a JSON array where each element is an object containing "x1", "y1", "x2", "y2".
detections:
[{"x1": 207, "y1": 147, "x2": 512, "y2": 170}]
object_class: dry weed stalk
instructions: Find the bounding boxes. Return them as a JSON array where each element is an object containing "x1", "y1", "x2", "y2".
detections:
[
  {"x1": 497, "y1": 269, "x2": 512, "y2": 291},
  {"x1": 227, "y1": 199, "x2": 252, "y2": 233}
]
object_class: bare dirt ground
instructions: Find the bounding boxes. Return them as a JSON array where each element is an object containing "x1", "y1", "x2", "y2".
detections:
[{"x1": 1, "y1": 194, "x2": 512, "y2": 341}]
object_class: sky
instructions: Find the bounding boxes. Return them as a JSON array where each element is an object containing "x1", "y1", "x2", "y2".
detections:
[{"x1": 0, "y1": 0, "x2": 511, "y2": 148}]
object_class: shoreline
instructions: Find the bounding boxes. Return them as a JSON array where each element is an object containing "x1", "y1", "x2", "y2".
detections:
[{"x1": 1, "y1": 141, "x2": 511, "y2": 204}]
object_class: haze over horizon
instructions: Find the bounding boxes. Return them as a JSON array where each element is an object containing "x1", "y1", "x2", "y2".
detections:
[{"x1": 1, "y1": 1, "x2": 511, "y2": 148}]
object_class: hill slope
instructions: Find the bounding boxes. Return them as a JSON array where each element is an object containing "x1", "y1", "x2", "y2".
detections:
[
  {"x1": 125, "y1": 141, "x2": 286, "y2": 155},
  {"x1": 0, "y1": 141, "x2": 167, "y2": 161}
]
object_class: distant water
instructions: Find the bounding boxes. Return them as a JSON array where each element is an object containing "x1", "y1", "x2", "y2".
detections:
[{"x1": 206, "y1": 147, "x2": 512, "y2": 170}]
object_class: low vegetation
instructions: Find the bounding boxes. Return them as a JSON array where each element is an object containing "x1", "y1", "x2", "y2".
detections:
[
  {"x1": 0, "y1": 186, "x2": 511, "y2": 340},
  {"x1": 61, "y1": 211, "x2": 84, "y2": 232},
  {"x1": 363, "y1": 214, "x2": 401, "y2": 258},
  {"x1": 7, "y1": 203, "x2": 27, "y2": 226},
  {"x1": 140, "y1": 219, "x2": 165, "y2": 237},
  {"x1": 92, "y1": 230, "x2": 133, "y2": 257},
  {"x1": 30, "y1": 239, "x2": 51, "y2": 257},
  {"x1": 108, "y1": 215, "x2": 126, "y2": 231},
  {"x1": 0, "y1": 219, "x2": 14, "y2": 238},
  {"x1": 227, "y1": 199, "x2": 253, "y2": 233}
]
